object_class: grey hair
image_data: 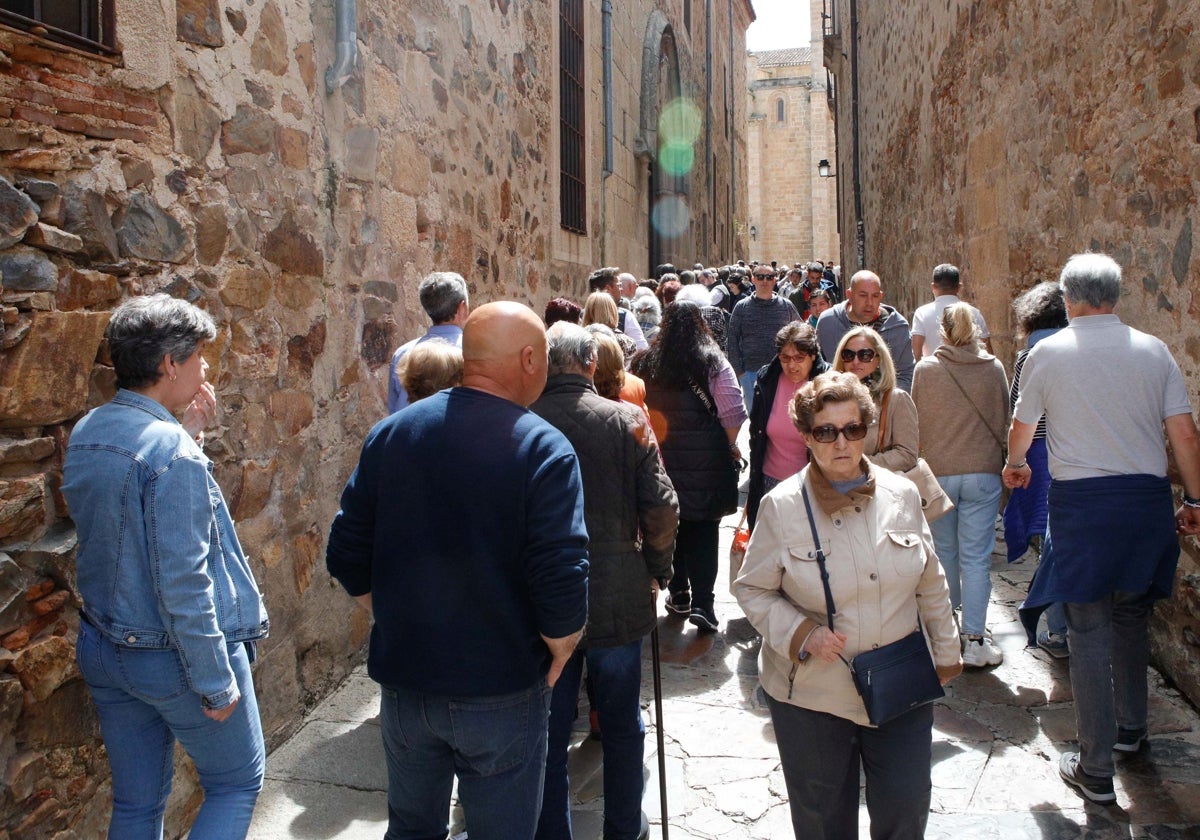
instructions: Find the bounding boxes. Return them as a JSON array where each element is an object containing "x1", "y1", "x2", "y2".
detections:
[
  {"x1": 1059, "y1": 253, "x2": 1120, "y2": 308},
  {"x1": 674, "y1": 284, "x2": 711, "y2": 306},
  {"x1": 106, "y1": 294, "x2": 217, "y2": 390},
  {"x1": 632, "y1": 293, "x2": 661, "y2": 325},
  {"x1": 419, "y1": 271, "x2": 469, "y2": 323},
  {"x1": 546, "y1": 322, "x2": 598, "y2": 376}
]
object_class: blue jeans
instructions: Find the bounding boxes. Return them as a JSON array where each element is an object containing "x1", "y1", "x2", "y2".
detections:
[
  {"x1": 929, "y1": 472, "x2": 1002, "y2": 636},
  {"x1": 537, "y1": 640, "x2": 646, "y2": 840},
  {"x1": 767, "y1": 696, "x2": 932, "y2": 839},
  {"x1": 380, "y1": 679, "x2": 552, "y2": 840},
  {"x1": 1064, "y1": 591, "x2": 1154, "y2": 779},
  {"x1": 739, "y1": 370, "x2": 757, "y2": 414},
  {"x1": 75, "y1": 617, "x2": 264, "y2": 840}
]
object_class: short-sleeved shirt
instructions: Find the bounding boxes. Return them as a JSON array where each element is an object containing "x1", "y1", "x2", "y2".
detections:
[
  {"x1": 910, "y1": 295, "x2": 989, "y2": 357},
  {"x1": 1014, "y1": 314, "x2": 1192, "y2": 480}
]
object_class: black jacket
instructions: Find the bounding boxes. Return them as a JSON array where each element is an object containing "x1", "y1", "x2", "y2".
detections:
[
  {"x1": 531, "y1": 374, "x2": 679, "y2": 647},
  {"x1": 746, "y1": 356, "x2": 830, "y2": 531},
  {"x1": 641, "y1": 377, "x2": 738, "y2": 521}
]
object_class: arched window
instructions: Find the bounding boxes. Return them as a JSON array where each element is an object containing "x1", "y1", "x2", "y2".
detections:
[{"x1": 775, "y1": 98, "x2": 785, "y2": 123}]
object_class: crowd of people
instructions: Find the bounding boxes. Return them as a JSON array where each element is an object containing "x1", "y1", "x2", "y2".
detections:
[{"x1": 62, "y1": 251, "x2": 1200, "y2": 840}]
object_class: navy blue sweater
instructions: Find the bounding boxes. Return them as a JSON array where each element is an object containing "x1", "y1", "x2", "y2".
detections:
[{"x1": 326, "y1": 387, "x2": 590, "y2": 696}]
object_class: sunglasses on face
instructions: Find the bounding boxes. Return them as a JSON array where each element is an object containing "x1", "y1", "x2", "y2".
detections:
[
  {"x1": 810, "y1": 422, "x2": 869, "y2": 444},
  {"x1": 753, "y1": 273, "x2": 775, "y2": 280},
  {"x1": 840, "y1": 348, "x2": 877, "y2": 363}
]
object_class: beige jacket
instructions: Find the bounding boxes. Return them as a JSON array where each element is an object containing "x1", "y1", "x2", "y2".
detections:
[
  {"x1": 733, "y1": 460, "x2": 961, "y2": 726},
  {"x1": 863, "y1": 387, "x2": 919, "y2": 473}
]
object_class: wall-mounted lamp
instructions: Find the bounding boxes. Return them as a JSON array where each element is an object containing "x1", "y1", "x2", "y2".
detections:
[
  {"x1": 749, "y1": 225, "x2": 758, "y2": 241},
  {"x1": 817, "y1": 159, "x2": 835, "y2": 178}
]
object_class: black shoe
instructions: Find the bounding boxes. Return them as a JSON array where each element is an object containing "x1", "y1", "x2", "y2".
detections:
[
  {"x1": 688, "y1": 604, "x2": 718, "y2": 632},
  {"x1": 1114, "y1": 726, "x2": 1147, "y2": 753},
  {"x1": 665, "y1": 591, "x2": 691, "y2": 616},
  {"x1": 1059, "y1": 752, "x2": 1116, "y2": 804}
]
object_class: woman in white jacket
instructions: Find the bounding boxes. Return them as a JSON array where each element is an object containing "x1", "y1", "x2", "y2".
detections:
[{"x1": 733, "y1": 372, "x2": 961, "y2": 839}]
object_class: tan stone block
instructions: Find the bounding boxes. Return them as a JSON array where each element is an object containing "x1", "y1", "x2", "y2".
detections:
[
  {"x1": 231, "y1": 458, "x2": 275, "y2": 521},
  {"x1": 275, "y1": 273, "x2": 322, "y2": 312},
  {"x1": 220, "y1": 264, "x2": 272, "y2": 310},
  {"x1": 388, "y1": 133, "x2": 430, "y2": 196},
  {"x1": 276, "y1": 126, "x2": 310, "y2": 170},
  {"x1": 0, "y1": 311, "x2": 108, "y2": 428},
  {"x1": 380, "y1": 191, "x2": 418, "y2": 254},
  {"x1": 268, "y1": 390, "x2": 313, "y2": 436},
  {"x1": 10, "y1": 633, "x2": 75, "y2": 701},
  {"x1": 57, "y1": 268, "x2": 120, "y2": 311}
]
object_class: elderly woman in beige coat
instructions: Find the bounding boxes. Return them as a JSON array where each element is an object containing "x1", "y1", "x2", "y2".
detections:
[{"x1": 734, "y1": 372, "x2": 960, "y2": 840}]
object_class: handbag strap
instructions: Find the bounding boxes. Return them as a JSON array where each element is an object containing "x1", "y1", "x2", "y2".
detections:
[
  {"x1": 876, "y1": 388, "x2": 890, "y2": 451},
  {"x1": 687, "y1": 376, "x2": 717, "y2": 417},
  {"x1": 941, "y1": 364, "x2": 1005, "y2": 449},
  {"x1": 800, "y1": 484, "x2": 837, "y2": 634}
]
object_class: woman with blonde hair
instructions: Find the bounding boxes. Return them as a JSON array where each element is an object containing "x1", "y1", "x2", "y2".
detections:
[
  {"x1": 831, "y1": 326, "x2": 919, "y2": 472},
  {"x1": 586, "y1": 324, "x2": 647, "y2": 411},
  {"x1": 396, "y1": 339, "x2": 464, "y2": 404},
  {"x1": 582, "y1": 291, "x2": 620, "y2": 329},
  {"x1": 912, "y1": 303, "x2": 1010, "y2": 667}
]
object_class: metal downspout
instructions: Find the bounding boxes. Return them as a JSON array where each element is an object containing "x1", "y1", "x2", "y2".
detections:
[
  {"x1": 728, "y1": 0, "x2": 736, "y2": 258},
  {"x1": 325, "y1": 0, "x2": 358, "y2": 93},
  {"x1": 850, "y1": 0, "x2": 864, "y2": 268},
  {"x1": 600, "y1": 0, "x2": 613, "y2": 263}
]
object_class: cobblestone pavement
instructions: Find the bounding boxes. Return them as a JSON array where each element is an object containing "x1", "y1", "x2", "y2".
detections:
[{"x1": 250, "y1": 510, "x2": 1200, "y2": 840}]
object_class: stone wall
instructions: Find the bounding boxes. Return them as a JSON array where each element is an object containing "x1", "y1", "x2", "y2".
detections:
[
  {"x1": 823, "y1": 0, "x2": 1200, "y2": 705},
  {"x1": 744, "y1": 27, "x2": 838, "y2": 263},
  {"x1": 0, "y1": 0, "x2": 749, "y2": 834}
]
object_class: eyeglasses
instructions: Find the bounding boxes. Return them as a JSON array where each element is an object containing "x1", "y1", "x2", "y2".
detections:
[
  {"x1": 810, "y1": 422, "x2": 869, "y2": 444},
  {"x1": 778, "y1": 352, "x2": 811, "y2": 364},
  {"x1": 752, "y1": 272, "x2": 775, "y2": 279},
  {"x1": 839, "y1": 348, "x2": 877, "y2": 363}
]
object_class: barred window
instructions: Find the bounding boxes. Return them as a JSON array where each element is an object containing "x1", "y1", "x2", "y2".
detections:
[
  {"x1": 559, "y1": 0, "x2": 586, "y2": 234},
  {"x1": 0, "y1": 0, "x2": 116, "y2": 53}
]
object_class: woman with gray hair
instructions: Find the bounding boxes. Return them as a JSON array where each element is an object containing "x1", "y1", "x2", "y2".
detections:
[{"x1": 63, "y1": 294, "x2": 269, "y2": 838}]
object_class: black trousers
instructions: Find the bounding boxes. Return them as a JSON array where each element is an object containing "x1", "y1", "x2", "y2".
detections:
[
  {"x1": 667, "y1": 518, "x2": 719, "y2": 609},
  {"x1": 766, "y1": 695, "x2": 933, "y2": 840}
]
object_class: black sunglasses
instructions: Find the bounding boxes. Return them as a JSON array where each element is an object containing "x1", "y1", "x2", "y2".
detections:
[
  {"x1": 810, "y1": 422, "x2": 869, "y2": 444},
  {"x1": 839, "y1": 348, "x2": 877, "y2": 363},
  {"x1": 752, "y1": 272, "x2": 775, "y2": 280}
]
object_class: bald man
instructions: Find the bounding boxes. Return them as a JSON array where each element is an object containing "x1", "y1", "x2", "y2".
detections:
[
  {"x1": 327, "y1": 301, "x2": 589, "y2": 839},
  {"x1": 815, "y1": 270, "x2": 917, "y2": 391}
]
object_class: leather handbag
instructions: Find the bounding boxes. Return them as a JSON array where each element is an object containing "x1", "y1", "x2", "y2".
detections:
[
  {"x1": 877, "y1": 391, "x2": 954, "y2": 523},
  {"x1": 800, "y1": 485, "x2": 944, "y2": 726}
]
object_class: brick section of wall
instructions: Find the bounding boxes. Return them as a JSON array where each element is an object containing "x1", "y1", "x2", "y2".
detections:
[{"x1": 0, "y1": 41, "x2": 157, "y2": 143}]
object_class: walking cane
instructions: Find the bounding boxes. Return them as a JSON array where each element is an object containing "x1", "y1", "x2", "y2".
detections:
[{"x1": 650, "y1": 592, "x2": 669, "y2": 840}]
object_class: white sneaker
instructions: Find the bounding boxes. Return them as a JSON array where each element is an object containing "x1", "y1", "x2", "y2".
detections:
[{"x1": 962, "y1": 635, "x2": 1003, "y2": 667}]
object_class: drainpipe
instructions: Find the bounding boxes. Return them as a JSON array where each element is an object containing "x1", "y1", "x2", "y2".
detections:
[
  {"x1": 602, "y1": 0, "x2": 614, "y2": 176},
  {"x1": 600, "y1": 0, "x2": 613, "y2": 264},
  {"x1": 325, "y1": 0, "x2": 358, "y2": 94},
  {"x1": 728, "y1": 0, "x2": 736, "y2": 258},
  {"x1": 850, "y1": 0, "x2": 864, "y2": 268}
]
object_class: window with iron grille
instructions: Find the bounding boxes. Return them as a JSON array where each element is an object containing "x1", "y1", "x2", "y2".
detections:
[
  {"x1": 559, "y1": 0, "x2": 586, "y2": 234},
  {"x1": 0, "y1": 0, "x2": 116, "y2": 53}
]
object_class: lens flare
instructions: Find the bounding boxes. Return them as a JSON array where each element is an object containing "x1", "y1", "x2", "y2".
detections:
[
  {"x1": 651, "y1": 195, "x2": 690, "y2": 238},
  {"x1": 659, "y1": 141, "x2": 694, "y2": 177},
  {"x1": 659, "y1": 98, "x2": 702, "y2": 144},
  {"x1": 657, "y1": 98, "x2": 701, "y2": 178}
]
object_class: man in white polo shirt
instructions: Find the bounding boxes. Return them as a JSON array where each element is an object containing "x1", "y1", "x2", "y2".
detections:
[
  {"x1": 910, "y1": 264, "x2": 991, "y2": 358},
  {"x1": 1004, "y1": 253, "x2": 1200, "y2": 806}
]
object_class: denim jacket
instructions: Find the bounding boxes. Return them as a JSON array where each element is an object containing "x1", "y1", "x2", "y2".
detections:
[{"x1": 63, "y1": 389, "x2": 268, "y2": 709}]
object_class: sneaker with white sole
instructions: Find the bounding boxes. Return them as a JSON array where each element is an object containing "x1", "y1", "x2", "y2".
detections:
[
  {"x1": 1058, "y1": 752, "x2": 1116, "y2": 804},
  {"x1": 962, "y1": 635, "x2": 1003, "y2": 667},
  {"x1": 1037, "y1": 630, "x2": 1070, "y2": 659},
  {"x1": 665, "y1": 591, "x2": 691, "y2": 616}
]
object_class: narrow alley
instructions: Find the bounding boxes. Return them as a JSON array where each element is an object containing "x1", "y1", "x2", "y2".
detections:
[{"x1": 248, "y1": 499, "x2": 1200, "y2": 839}]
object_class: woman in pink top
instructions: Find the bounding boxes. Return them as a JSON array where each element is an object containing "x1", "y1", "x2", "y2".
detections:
[{"x1": 746, "y1": 323, "x2": 830, "y2": 530}]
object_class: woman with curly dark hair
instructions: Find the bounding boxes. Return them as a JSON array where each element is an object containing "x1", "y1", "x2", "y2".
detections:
[{"x1": 632, "y1": 302, "x2": 747, "y2": 631}]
